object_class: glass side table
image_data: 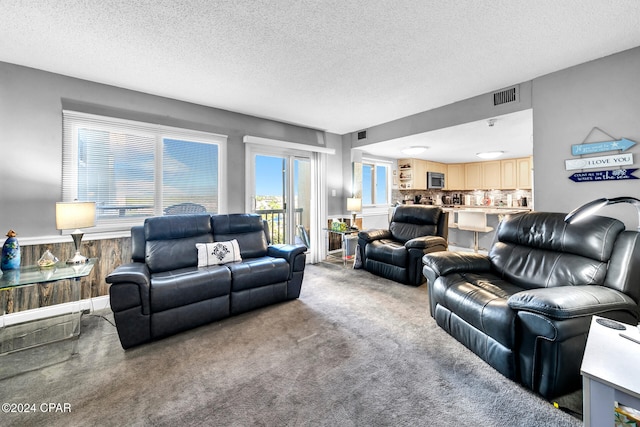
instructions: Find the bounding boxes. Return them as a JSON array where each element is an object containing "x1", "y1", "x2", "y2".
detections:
[
  {"x1": 324, "y1": 228, "x2": 359, "y2": 267},
  {"x1": 0, "y1": 258, "x2": 96, "y2": 379}
]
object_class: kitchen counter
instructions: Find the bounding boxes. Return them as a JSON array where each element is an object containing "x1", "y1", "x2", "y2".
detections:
[
  {"x1": 443, "y1": 206, "x2": 530, "y2": 252},
  {"x1": 441, "y1": 205, "x2": 531, "y2": 214}
]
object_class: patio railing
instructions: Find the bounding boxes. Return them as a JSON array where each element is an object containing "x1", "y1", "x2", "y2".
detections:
[{"x1": 255, "y1": 208, "x2": 304, "y2": 244}]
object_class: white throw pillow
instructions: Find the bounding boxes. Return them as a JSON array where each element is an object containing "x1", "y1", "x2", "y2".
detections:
[{"x1": 196, "y1": 240, "x2": 242, "y2": 266}]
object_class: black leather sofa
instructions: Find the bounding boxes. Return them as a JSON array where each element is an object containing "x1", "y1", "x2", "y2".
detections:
[
  {"x1": 106, "y1": 213, "x2": 306, "y2": 349},
  {"x1": 357, "y1": 205, "x2": 448, "y2": 286},
  {"x1": 422, "y1": 211, "x2": 640, "y2": 398}
]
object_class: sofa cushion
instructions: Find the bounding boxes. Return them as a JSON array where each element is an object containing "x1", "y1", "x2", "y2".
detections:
[
  {"x1": 150, "y1": 265, "x2": 231, "y2": 312},
  {"x1": 489, "y1": 212, "x2": 623, "y2": 290},
  {"x1": 432, "y1": 272, "x2": 525, "y2": 349},
  {"x1": 365, "y1": 239, "x2": 407, "y2": 266},
  {"x1": 196, "y1": 240, "x2": 242, "y2": 266},
  {"x1": 495, "y1": 211, "x2": 624, "y2": 262},
  {"x1": 145, "y1": 214, "x2": 213, "y2": 273},
  {"x1": 389, "y1": 205, "x2": 441, "y2": 243},
  {"x1": 227, "y1": 257, "x2": 289, "y2": 292},
  {"x1": 212, "y1": 214, "x2": 269, "y2": 259}
]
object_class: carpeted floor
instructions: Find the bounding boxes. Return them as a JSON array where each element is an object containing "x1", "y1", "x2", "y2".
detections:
[{"x1": 2, "y1": 263, "x2": 582, "y2": 426}]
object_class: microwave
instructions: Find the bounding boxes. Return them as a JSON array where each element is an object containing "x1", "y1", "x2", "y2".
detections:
[{"x1": 427, "y1": 172, "x2": 445, "y2": 189}]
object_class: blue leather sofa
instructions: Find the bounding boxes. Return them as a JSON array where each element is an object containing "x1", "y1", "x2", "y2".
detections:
[{"x1": 106, "y1": 213, "x2": 306, "y2": 349}]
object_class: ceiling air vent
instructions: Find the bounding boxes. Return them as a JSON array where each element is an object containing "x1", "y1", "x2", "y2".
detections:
[
  {"x1": 493, "y1": 86, "x2": 519, "y2": 106},
  {"x1": 357, "y1": 130, "x2": 367, "y2": 140}
]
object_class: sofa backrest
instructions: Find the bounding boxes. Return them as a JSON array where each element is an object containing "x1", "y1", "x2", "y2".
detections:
[
  {"x1": 131, "y1": 225, "x2": 145, "y2": 263},
  {"x1": 604, "y1": 230, "x2": 640, "y2": 304},
  {"x1": 211, "y1": 213, "x2": 269, "y2": 259},
  {"x1": 144, "y1": 214, "x2": 213, "y2": 273},
  {"x1": 489, "y1": 211, "x2": 625, "y2": 290},
  {"x1": 389, "y1": 205, "x2": 445, "y2": 243}
]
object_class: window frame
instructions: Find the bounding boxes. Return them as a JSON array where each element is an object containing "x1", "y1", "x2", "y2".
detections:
[
  {"x1": 361, "y1": 158, "x2": 391, "y2": 207},
  {"x1": 62, "y1": 110, "x2": 227, "y2": 233}
]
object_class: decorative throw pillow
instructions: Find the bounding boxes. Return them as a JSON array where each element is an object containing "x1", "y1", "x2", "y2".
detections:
[{"x1": 196, "y1": 240, "x2": 242, "y2": 266}]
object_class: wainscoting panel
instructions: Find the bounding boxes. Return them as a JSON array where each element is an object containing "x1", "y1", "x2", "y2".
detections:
[{"x1": 2, "y1": 237, "x2": 131, "y2": 314}]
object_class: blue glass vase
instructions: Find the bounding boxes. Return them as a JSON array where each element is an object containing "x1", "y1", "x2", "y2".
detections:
[{"x1": 1, "y1": 230, "x2": 20, "y2": 271}]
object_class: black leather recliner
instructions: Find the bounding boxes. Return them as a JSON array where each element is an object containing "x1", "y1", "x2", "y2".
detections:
[
  {"x1": 357, "y1": 205, "x2": 448, "y2": 286},
  {"x1": 106, "y1": 213, "x2": 306, "y2": 349},
  {"x1": 422, "y1": 211, "x2": 640, "y2": 399}
]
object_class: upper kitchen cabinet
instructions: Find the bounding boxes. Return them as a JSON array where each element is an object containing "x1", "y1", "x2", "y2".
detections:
[
  {"x1": 446, "y1": 164, "x2": 465, "y2": 190},
  {"x1": 425, "y1": 161, "x2": 447, "y2": 175},
  {"x1": 516, "y1": 157, "x2": 533, "y2": 189},
  {"x1": 464, "y1": 163, "x2": 483, "y2": 190},
  {"x1": 398, "y1": 158, "x2": 414, "y2": 189},
  {"x1": 482, "y1": 161, "x2": 502, "y2": 189},
  {"x1": 501, "y1": 159, "x2": 517, "y2": 189},
  {"x1": 398, "y1": 158, "x2": 428, "y2": 190}
]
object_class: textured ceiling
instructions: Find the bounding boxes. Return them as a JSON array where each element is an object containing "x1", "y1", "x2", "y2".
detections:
[{"x1": 1, "y1": 0, "x2": 640, "y2": 141}]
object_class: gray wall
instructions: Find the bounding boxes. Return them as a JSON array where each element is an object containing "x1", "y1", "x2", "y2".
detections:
[
  {"x1": 346, "y1": 46, "x2": 640, "y2": 230},
  {"x1": 532, "y1": 46, "x2": 640, "y2": 229},
  {"x1": 0, "y1": 62, "x2": 341, "y2": 238},
  {"x1": 350, "y1": 81, "x2": 533, "y2": 147}
]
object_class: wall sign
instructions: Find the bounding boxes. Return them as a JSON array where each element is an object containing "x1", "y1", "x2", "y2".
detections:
[
  {"x1": 571, "y1": 138, "x2": 636, "y2": 156},
  {"x1": 569, "y1": 168, "x2": 638, "y2": 183},
  {"x1": 565, "y1": 153, "x2": 633, "y2": 171}
]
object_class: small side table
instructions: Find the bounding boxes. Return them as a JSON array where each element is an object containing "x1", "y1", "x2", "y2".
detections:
[
  {"x1": 324, "y1": 228, "x2": 359, "y2": 267},
  {"x1": 581, "y1": 316, "x2": 640, "y2": 426},
  {"x1": 0, "y1": 258, "x2": 96, "y2": 379}
]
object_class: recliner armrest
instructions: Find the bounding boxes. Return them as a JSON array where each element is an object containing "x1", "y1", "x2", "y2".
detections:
[
  {"x1": 422, "y1": 251, "x2": 491, "y2": 277},
  {"x1": 358, "y1": 229, "x2": 391, "y2": 242},
  {"x1": 106, "y1": 262, "x2": 151, "y2": 315},
  {"x1": 405, "y1": 235, "x2": 447, "y2": 250},
  {"x1": 268, "y1": 244, "x2": 307, "y2": 270},
  {"x1": 508, "y1": 286, "x2": 640, "y2": 319}
]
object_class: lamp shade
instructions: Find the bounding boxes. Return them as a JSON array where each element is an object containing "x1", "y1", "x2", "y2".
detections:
[
  {"x1": 347, "y1": 197, "x2": 362, "y2": 212},
  {"x1": 56, "y1": 202, "x2": 96, "y2": 230}
]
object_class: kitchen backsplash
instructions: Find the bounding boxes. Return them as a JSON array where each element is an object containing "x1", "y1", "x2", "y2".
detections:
[{"x1": 393, "y1": 188, "x2": 533, "y2": 208}]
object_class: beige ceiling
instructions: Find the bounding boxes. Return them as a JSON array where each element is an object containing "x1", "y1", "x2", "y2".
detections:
[{"x1": 1, "y1": 1, "x2": 640, "y2": 143}]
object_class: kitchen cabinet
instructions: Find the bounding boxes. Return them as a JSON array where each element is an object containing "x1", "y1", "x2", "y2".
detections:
[
  {"x1": 464, "y1": 163, "x2": 483, "y2": 190},
  {"x1": 501, "y1": 159, "x2": 517, "y2": 189},
  {"x1": 517, "y1": 157, "x2": 533, "y2": 189},
  {"x1": 426, "y1": 161, "x2": 447, "y2": 175},
  {"x1": 482, "y1": 161, "x2": 502, "y2": 189},
  {"x1": 398, "y1": 158, "x2": 427, "y2": 190},
  {"x1": 446, "y1": 164, "x2": 465, "y2": 190},
  {"x1": 397, "y1": 159, "x2": 414, "y2": 189},
  {"x1": 414, "y1": 160, "x2": 428, "y2": 189}
]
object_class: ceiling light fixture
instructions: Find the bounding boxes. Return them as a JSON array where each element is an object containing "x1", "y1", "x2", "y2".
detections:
[
  {"x1": 401, "y1": 146, "x2": 428, "y2": 155},
  {"x1": 476, "y1": 151, "x2": 504, "y2": 159}
]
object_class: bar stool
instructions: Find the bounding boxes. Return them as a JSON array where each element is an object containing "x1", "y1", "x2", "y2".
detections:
[
  {"x1": 447, "y1": 210, "x2": 457, "y2": 229},
  {"x1": 456, "y1": 210, "x2": 493, "y2": 252}
]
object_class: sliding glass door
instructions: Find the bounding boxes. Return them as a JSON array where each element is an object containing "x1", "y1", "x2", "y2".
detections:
[{"x1": 249, "y1": 150, "x2": 312, "y2": 254}]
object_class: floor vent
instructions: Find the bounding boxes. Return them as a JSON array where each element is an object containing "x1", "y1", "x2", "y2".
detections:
[
  {"x1": 493, "y1": 86, "x2": 519, "y2": 106},
  {"x1": 357, "y1": 130, "x2": 367, "y2": 140}
]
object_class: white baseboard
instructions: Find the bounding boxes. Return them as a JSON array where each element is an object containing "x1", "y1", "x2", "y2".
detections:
[{"x1": 2, "y1": 296, "x2": 110, "y2": 326}]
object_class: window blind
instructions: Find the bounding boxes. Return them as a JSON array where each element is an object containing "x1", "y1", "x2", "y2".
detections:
[{"x1": 62, "y1": 110, "x2": 227, "y2": 231}]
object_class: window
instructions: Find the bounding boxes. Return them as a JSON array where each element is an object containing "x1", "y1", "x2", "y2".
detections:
[
  {"x1": 362, "y1": 160, "x2": 390, "y2": 206},
  {"x1": 62, "y1": 111, "x2": 227, "y2": 231}
]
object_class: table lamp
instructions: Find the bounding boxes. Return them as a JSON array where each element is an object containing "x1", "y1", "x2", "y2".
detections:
[
  {"x1": 56, "y1": 201, "x2": 96, "y2": 264},
  {"x1": 347, "y1": 197, "x2": 362, "y2": 229},
  {"x1": 564, "y1": 197, "x2": 640, "y2": 231}
]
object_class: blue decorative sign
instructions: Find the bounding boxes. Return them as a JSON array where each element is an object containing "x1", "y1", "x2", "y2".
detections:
[
  {"x1": 569, "y1": 168, "x2": 638, "y2": 183},
  {"x1": 571, "y1": 138, "x2": 636, "y2": 156}
]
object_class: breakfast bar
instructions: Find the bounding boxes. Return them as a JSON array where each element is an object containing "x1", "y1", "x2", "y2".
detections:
[{"x1": 443, "y1": 206, "x2": 531, "y2": 252}]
